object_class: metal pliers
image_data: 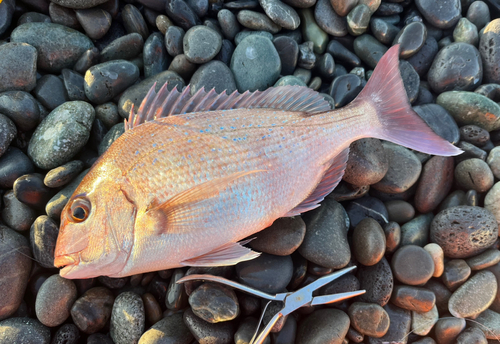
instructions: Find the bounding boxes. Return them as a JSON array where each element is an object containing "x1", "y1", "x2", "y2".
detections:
[{"x1": 177, "y1": 265, "x2": 366, "y2": 344}]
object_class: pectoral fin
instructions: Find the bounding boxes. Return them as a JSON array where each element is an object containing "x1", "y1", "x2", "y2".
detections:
[
  {"x1": 147, "y1": 170, "x2": 266, "y2": 234},
  {"x1": 181, "y1": 239, "x2": 260, "y2": 266}
]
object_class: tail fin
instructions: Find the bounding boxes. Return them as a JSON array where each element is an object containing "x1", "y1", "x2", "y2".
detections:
[{"x1": 353, "y1": 44, "x2": 463, "y2": 156}]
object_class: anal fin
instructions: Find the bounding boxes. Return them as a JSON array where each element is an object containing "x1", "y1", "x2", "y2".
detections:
[
  {"x1": 181, "y1": 239, "x2": 260, "y2": 267},
  {"x1": 284, "y1": 148, "x2": 350, "y2": 216}
]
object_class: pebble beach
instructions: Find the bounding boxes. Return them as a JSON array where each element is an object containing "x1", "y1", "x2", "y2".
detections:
[{"x1": 1, "y1": 0, "x2": 500, "y2": 343}]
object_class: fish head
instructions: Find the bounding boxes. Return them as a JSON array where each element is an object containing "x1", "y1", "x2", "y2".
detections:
[{"x1": 54, "y1": 164, "x2": 136, "y2": 279}]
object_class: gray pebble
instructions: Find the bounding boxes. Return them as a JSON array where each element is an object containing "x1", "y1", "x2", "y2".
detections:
[
  {"x1": 183, "y1": 308, "x2": 235, "y2": 344},
  {"x1": 0, "y1": 147, "x2": 35, "y2": 189},
  {"x1": 357, "y1": 257, "x2": 393, "y2": 306},
  {"x1": 1, "y1": 190, "x2": 37, "y2": 232},
  {"x1": 33, "y1": 74, "x2": 69, "y2": 111},
  {"x1": 296, "y1": 309, "x2": 349, "y2": 344},
  {"x1": 49, "y1": 2, "x2": 81, "y2": 30},
  {"x1": 415, "y1": 0, "x2": 462, "y2": 29},
  {"x1": 343, "y1": 138, "x2": 388, "y2": 186},
  {"x1": 138, "y1": 312, "x2": 193, "y2": 344},
  {"x1": 370, "y1": 18, "x2": 399, "y2": 45},
  {"x1": 0, "y1": 114, "x2": 16, "y2": 159},
  {"x1": 236, "y1": 253, "x2": 293, "y2": 293},
  {"x1": 367, "y1": 304, "x2": 411, "y2": 344},
  {"x1": 71, "y1": 287, "x2": 114, "y2": 334},
  {"x1": 0, "y1": 90, "x2": 40, "y2": 131},
  {"x1": 237, "y1": 10, "x2": 281, "y2": 33},
  {"x1": 314, "y1": 0, "x2": 347, "y2": 37},
  {"x1": 250, "y1": 216, "x2": 306, "y2": 256},
  {"x1": 143, "y1": 32, "x2": 169, "y2": 79},
  {"x1": 165, "y1": 26, "x2": 185, "y2": 57},
  {"x1": 347, "y1": 4, "x2": 371, "y2": 36},
  {"x1": 100, "y1": 33, "x2": 144, "y2": 63},
  {"x1": 75, "y1": 8, "x2": 112, "y2": 40},
  {"x1": 400, "y1": 213, "x2": 433, "y2": 247},
  {"x1": 11, "y1": 22, "x2": 94, "y2": 73},
  {"x1": 0, "y1": 42, "x2": 37, "y2": 93},
  {"x1": 110, "y1": 292, "x2": 145, "y2": 344},
  {"x1": 479, "y1": 19, "x2": 500, "y2": 84},
  {"x1": 466, "y1": 1, "x2": 490, "y2": 30},
  {"x1": 0, "y1": 317, "x2": 50, "y2": 344},
  {"x1": 50, "y1": 0, "x2": 109, "y2": 9},
  {"x1": 353, "y1": 34, "x2": 388, "y2": 69},
  {"x1": 189, "y1": 283, "x2": 239, "y2": 323},
  {"x1": 35, "y1": 274, "x2": 78, "y2": 327},
  {"x1": 455, "y1": 158, "x2": 494, "y2": 192},
  {"x1": 122, "y1": 4, "x2": 149, "y2": 40},
  {"x1": 98, "y1": 123, "x2": 125, "y2": 155},
  {"x1": 62, "y1": 69, "x2": 86, "y2": 101},
  {"x1": 218, "y1": 9, "x2": 240, "y2": 40},
  {"x1": 274, "y1": 75, "x2": 306, "y2": 87},
  {"x1": 453, "y1": 18, "x2": 478, "y2": 46},
  {"x1": 28, "y1": 101, "x2": 95, "y2": 170},
  {"x1": 183, "y1": 25, "x2": 223, "y2": 63},
  {"x1": 234, "y1": 317, "x2": 271, "y2": 344},
  {"x1": 442, "y1": 259, "x2": 472, "y2": 291},
  {"x1": 30, "y1": 216, "x2": 58, "y2": 269},
  {"x1": 259, "y1": 0, "x2": 300, "y2": 30}
]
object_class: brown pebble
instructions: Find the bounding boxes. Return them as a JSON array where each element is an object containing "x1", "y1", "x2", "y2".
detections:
[
  {"x1": 460, "y1": 124, "x2": 490, "y2": 146},
  {"x1": 71, "y1": 287, "x2": 114, "y2": 334},
  {"x1": 391, "y1": 245, "x2": 435, "y2": 286},
  {"x1": 383, "y1": 221, "x2": 400, "y2": 254},
  {"x1": 142, "y1": 293, "x2": 163, "y2": 326},
  {"x1": 384, "y1": 200, "x2": 415, "y2": 224},
  {"x1": 347, "y1": 326, "x2": 364, "y2": 343},
  {"x1": 424, "y1": 279, "x2": 451, "y2": 314},
  {"x1": 442, "y1": 259, "x2": 471, "y2": 291},
  {"x1": 434, "y1": 317, "x2": 466, "y2": 344},
  {"x1": 352, "y1": 218, "x2": 386, "y2": 266},
  {"x1": 455, "y1": 158, "x2": 494, "y2": 192},
  {"x1": 466, "y1": 248, "x2": 500, "y2": 270},
  {"x1": 343, "y1": 138, "x2": 388, "y2": 186},
  {"x1": 414, "y1": 156, "x2": 454, "y2": 213},
  {"x1": 35, "y1": 274, "x2": 78, "y2": 327},
  {"x1": 390, "y1": 285, "x2": 436, "y2": 313},
  {"x1": 424, "y1": 243, "x2": 444, "y2": 277},
  {"x1": 348, "y1": 302, "x2": 390, "y2": 338}
]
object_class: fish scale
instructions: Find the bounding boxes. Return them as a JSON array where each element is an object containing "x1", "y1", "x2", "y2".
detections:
[{"x1": 54, "y1": 45, "x2": 462, "y2": 279}]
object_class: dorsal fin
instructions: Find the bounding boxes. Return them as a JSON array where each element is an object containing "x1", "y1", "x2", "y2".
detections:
[
  {"x1": 284, "y1": 148, "x2": 350, "y2": 217},
  {"x1": 125, "y1": 83, "x2": 332, "y2": 131}
]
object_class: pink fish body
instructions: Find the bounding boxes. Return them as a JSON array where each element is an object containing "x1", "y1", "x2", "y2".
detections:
[{"x1": 54, "y1": 45, "x2": 461, "y2": 279}]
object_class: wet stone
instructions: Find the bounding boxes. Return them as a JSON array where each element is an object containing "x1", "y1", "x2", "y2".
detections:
[
  {"x1": 165, "y1": 26, "x2": 185, "y2": 57},
  {"x1": 428, "y1": 43, "x2": 482, "y2": 94},
  {"x1": 315, "y1": 53, "x2": 335, "y2": 79},
  {"x1": 345, "y1": 196, "x2": 389, "y2": 228},
  {"x1": 0, "y1": 225, "x2": 32, "y2": 321},
  {"x1": 0, "y1": 317, "x2": 50, "y2": 344},
  {"x1": 366, "y1": 304, "x2": 411, "y2": 344},
  {"x1": 183, "y1": 308, "x2": 235, "y2": 344},
  {"x1": 299, "y1": 198, "x2": 350, "y2": 269},
  {"x1": 0, "y1": 148, "x2": 35, "y2": 189},
  {"x1": 314, "y1": 0, "x2": 347, "y2": 37},
  {"x1": 391, "y1": 245, "x2": 434, "y2": 286},
  {"x1": 455, "y1": 142, "x2": 487, "y2": 164},
  {"x1": 74, "y1": 47, "x2": 99, "y2": 74},
  {"x1": 453, "y1": 18, "x2": 478, "y2": 46},
  {"x1": 0, "y1": 90, "x2": 40, "y2": 132},
  {"x1": 406, "y1": 37, "x2": 438, "y2": 78},
  {"x1": 455, "y1": 158, "x2": 494, "y2": 192},
  {"x1": 165, "y1": 269, "x2": 188, "y2": 311},
  {"x1": 347, "y1": 4, "x2": 371, "y2": 36},
  {"x1": 297, "y1": 41, "x2": 316, "y2": 69},
  {"x1": 33, "y1": 74, "x2": 68, "y2": 111},
  {"x1": 442, "y1": 259, "x2": 471, "y2": 291},
  {"x1": 100, "y1": 33, "x2": 144, "y2": 63},
  {"x1": 385, "y1": 200, "x2": 415, "y2": 224},
  {"x1": 84, "y1": 60, "x2": 139, "y2": 105},
  {"x1": 250, "y1": 217, "x2": 305, "y2": 256},
  {"x1": 449, "y1": 270, "x2": 497, "y2": 318},
  {"x1": 437, "y1": 91, "x2": 500, "y2": 131},
  {"x1": 393, "y1": 22, "x2": 427, "y2": 59},
  {"x1": 424, "y1": 243, "x2": 444, "y2": 277},
  {"x1": 231, "y1": 35, "x2": 281, "y2": 92},
  {"x1": 434, "y1": 317, "x2": 466, "y2": 344},
  {"x1": 390, "y1": 285, "x2": 436, "y2": 313},
  {"x1": 236, "y1": 253, "x2": 293, "y2": 293},
  {"x1": 29, "y1": 215, "x2": 58, "y2": 268},
  {"x1": 183, "y1": 25, "x2": 222, "y2": 64},
  {"x1": 1, "y1": 190, "x2": 37, "y2": 232},
  {"x1": 431, "y1": 206, "x2": 497, "y2": 258},
  {"x1": 141, "y1": 293, "x2": 162, "y2": 326},
  {"x1": 326, "y1": 41, "x2": 361, "y2": 68},
  {"x1": 235, "y1": 317, "x2": 271, "y2": 344},
  {"x1": 329, "y1": 74, "x2": 363, "y2": 108},
  {"x1": 28, "y1": 101, "x2": 94, "y2": 170},
  {"x1": 415, "y1": 0, "x2": 461, "y2": 29},
  {"x1": 352, "y1": 218, "x2": 386, "y2": 266},
  {"x1": 370, "y1": 18, "x2": 399, "y2": 45},
  {"x1": 110, "y1": 292, "x2": 145, "y2": 344},
  {"x1": 296, "y1": 308, "x2": 349, "y2": 344},
  {"x1": 372, "y1": 142, "x2": 422, "y2": 194},
  {"x1": 413, "y1": 104, "x2": 460, "y2": 144},
  {"x1": 44, "y1": 160, "x2": 84, "y2": 188},
  {"x1": 61, "y1": 69, "x2": 86, "y2": 102},
  {"x1": 138, "y1": 312, "x2": 193, "y2": 344},
  {"x1": 75, "y1": 8, "x2": 112, "y2": 40},
  {"x1": 87, "y1": 333, "x2": 114, "y2": 344},
  {"x1": 0, "y1": 43, "x2": 37, "y2": 93},
  {"x1": 11, "y1": 22, "x2": 94, "y2": 73},
  {"x1": 36, "y1": 274, "x2": 77, "y2": 327},
  {"x1": 143, "y1": 32, "x2": 169, "y2": 79},
  {"x1": 259, "y1": 0, "x2": 300, "y2": 30},
  {"x1": 189, "y1": 60, "x2": 236, "y2": 95},
  {"x1": 273, "y1": 36, "x2": 299, "y2": 75},
  {"x1": 71, "y1": 287, "x2": 114, "y2": 334},
  {"x1": 0, "y1": 114, "x2": 16, "y2": 159},
  {"x1": 122, "y1": 4, "x2": 149, "y2": 40},
  {"x1": 400, "y1": 213, "x2": 433, "y2": 247},
  {"x1": 357, "y1": 257, "x2": 393, "y2": 306},
  {"x1": 348, "y1": 302, "x2": 390, "y2": 338}
]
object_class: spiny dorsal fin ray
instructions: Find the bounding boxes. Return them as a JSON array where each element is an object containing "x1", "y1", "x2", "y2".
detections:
[
  {"x1": 284, "y1": 148, "x2": 350, "y2": 217},
  {"x1": 125, "y1": 83, "x2": 332, "y2": 131}
]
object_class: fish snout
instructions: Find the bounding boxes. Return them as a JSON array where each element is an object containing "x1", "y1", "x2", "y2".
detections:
[{"x1": 54, "y1": 254, "x2": 78, "y2": 269}]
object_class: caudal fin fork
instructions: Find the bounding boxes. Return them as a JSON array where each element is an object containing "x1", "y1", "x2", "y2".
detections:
[{"x1": 353, "y1": 44, "x2": 463, "y2": 157}]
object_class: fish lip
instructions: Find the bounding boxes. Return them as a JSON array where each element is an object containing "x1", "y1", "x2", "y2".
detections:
[{"x1": 54, "y1": 254, "x2": 79, "y2": 269}]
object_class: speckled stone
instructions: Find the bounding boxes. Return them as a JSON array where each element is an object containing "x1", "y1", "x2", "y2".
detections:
[
  {"x1": 50, "y1": 0, "x2": 109, "y2": 9},
  {"x1": 259, "y1": 0, "x2": 300, "y2": 30},
  {"x1": 110, "y1": 292, "x2": 145, "y2": 344},
  {"x1": 11, "y1": 22, "x2": 94, "y2": 73},
  {"x1": 35, "y1": 274, "x2": 78, "y2": 327},
  {"x1": 348, "y1": 302, "x2": 390, "y2": 338},
  {"x1": 28, "y1": 101, "x2": 94, "y2": 170},
  {"x1": 449, "y1": 270, "x2": 497, "y2": 318},
  {"x1": 357, "y1": 257, "x2": 393, "y2": 306},
  {"x1": 296, "y1": 308, "x2": 350, "y2": 344},
  {"x1": 0, "y1": 317, "x2": 51, "y2": 344},
  {"x1": 0, "y1": 43, "x2": 37, "y2": 93},
  {"x1": 250, "y1": 217, "x2": 305, "y2": 256},
  {"x1": 343, "y1": 138, "x2": 388, "y2": 186},
  {"x1": 352, "y1": 218, "x2": 386, "y2": 266},
  {"x1": 485, "y1": 182, "x2": 500, "y2": 231},
  {"x1": 466, "y1": 248, "x2": 500, "y2": 270},
  {"x1": 1, "y1": 190, "x2": 37, "y2": 232},
  {"x1": 138, "y1": 312, "x2": 193, "y2": 344},
  {"x1": 183, "y1": 25, "x2": 222, "y2": 63},
  {"x1": 430, "y1": 206, "x2": 498, "y2": 258},
  {"x1": 470, "y1": 309, "x2": 500, "y2": 340},
  {"x1": 479, "y1": 19, "x2": 500, "y2": 84}
]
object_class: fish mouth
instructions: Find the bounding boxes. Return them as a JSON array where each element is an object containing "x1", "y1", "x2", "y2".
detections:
[{"x1": 54, "y1": 254, "x2": 79, "y2": 275}]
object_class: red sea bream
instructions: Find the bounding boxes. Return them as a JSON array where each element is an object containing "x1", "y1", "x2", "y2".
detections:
[{"x1": 54, "y1": 45, "x2": 462, "y2": 279}]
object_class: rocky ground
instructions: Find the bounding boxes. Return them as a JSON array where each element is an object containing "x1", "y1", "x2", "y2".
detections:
[{"x1": 1, "y1": 0, "x2": 500, "y2": 343}]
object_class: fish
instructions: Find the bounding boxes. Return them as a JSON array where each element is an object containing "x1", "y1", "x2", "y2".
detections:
[{"x1": 54, "y1": 45, "x2": 462, "y2": 279}]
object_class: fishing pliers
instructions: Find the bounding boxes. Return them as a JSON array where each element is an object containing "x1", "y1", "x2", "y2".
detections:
[{"x1": 177, "y1": 265, "x2": 366, "y2": 344}]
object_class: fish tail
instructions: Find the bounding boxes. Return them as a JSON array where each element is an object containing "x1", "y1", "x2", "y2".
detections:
[{"x1": 353, "y1": 44, "x2": 463, "y2": 156}]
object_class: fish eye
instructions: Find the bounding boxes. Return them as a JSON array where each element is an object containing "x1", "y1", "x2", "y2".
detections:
[{"x1": 69, "y1": 197, "x2": 91, "y2": 223}]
